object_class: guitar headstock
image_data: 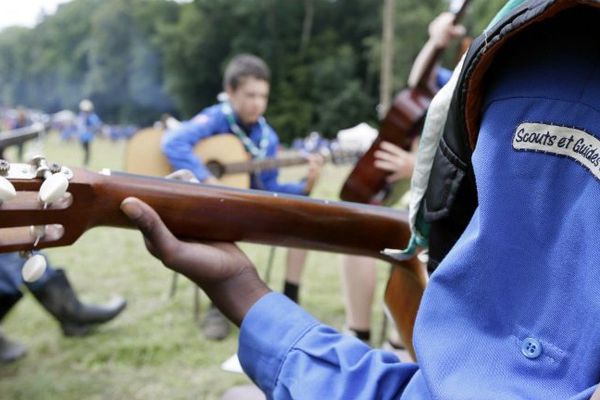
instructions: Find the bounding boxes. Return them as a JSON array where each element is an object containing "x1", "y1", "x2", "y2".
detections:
[{"x1": 0, "y1": 156, "x2": 98, "y2": 254}]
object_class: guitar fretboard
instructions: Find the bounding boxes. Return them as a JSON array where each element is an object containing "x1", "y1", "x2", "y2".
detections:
[
  {"x1": 225, "y1": 155, "x2": 313, "y2": 174},
  {"x1": 222, "y1": 149, "x2": 358, "y2": 175}
]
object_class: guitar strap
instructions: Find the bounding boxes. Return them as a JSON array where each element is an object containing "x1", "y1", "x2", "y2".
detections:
[{"x1": 222, "y1": 102, "x2": 269, "y2": 160}]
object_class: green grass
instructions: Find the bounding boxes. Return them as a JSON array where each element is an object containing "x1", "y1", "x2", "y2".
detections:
[{"x1": 0, "y1": 134, "x2": 392, "y2": 399}]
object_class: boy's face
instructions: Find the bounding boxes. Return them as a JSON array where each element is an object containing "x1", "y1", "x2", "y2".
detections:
[{"x1": 226, "y1": 76, "x2": 269, "y2": 125}]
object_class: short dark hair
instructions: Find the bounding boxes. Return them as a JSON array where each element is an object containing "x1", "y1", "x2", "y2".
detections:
[{"x1": 223, "y1": 54, "x2": 270, "y2": 90}]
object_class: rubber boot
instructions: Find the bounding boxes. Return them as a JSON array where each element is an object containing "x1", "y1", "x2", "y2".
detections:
[
  {"x1": 0, "y1": 293, "x2": 27, "y2": 363},
  {"x1": 30, "y1": 269, "x2": 126, "y2": 337}
]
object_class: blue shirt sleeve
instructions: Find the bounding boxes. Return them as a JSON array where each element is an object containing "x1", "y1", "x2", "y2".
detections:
[
  {"x1": 254, "y1": 128, "x2": 307, "y2": 195},
  {"x1": 238, "y1": 292, "x2": 418, "y2": 399},
  {"x1": 161, "y1": 110, "x2": 224, "y2": 182},
  {"x1": 436, "y1": 67, "x2": 452, "y2": 88}
]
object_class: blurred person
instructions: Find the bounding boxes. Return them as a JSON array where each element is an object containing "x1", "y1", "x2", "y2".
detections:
[
  {"x1": 76, "y1": 99, "x2": 102, "y2": 166},
  {"x1": 13, "y1": 106, "x2": 30, "y2": 129},
  {"x1": 161, "y1": 54, "x2": 323, "y2": 341},
  {"x1": 0, "y1": 252, "x2": 126, "y2": 364},
  {"x1": 341, "y1": 11, "x2": 465, "y2": 348}
]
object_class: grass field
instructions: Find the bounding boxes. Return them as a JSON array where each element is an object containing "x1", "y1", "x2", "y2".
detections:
[{"x1": 0, "y1": 133, "x2": 393, "y2": 399}]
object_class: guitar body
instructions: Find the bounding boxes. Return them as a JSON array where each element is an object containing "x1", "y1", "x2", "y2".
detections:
[
  {"x1": 340, "y1": 86, "x2": 432, "y2": 204},
  {"x1": 124, "y1": 128, "x2": 171, "y2": 177},
  {"x1": 124, "y1": 128, "x2": 251, "y2": 189}
]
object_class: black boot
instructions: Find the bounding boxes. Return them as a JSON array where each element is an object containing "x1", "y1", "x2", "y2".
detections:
[
  {"x1": 0, "y1": 293, "x2": 27, "y2": 363},
  {"x1": 30, "y1": 269, "x2": 127, "y2": 337},
  {"x1": 0, "y1": 293, "x2": 22, "y2": 323}
]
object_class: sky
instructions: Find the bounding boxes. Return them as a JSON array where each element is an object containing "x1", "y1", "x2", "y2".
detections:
[
  {"x1": 0, "y1": 0, "x2": 191, "y2": 31},
  {"x1": 0, "y1": 0, "x2": 70, "y2": 30}
]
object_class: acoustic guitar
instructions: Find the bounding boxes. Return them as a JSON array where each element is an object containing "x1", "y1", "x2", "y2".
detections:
[
  {"x1": 0, "y1": 158, "x2": 427, "y2": 358},
  {"x1": 340, "y1": 0, "x2": 471, "y2": 205},
  {"x1": 125, "y1": 128, "x2": 359, "y2": 188}
]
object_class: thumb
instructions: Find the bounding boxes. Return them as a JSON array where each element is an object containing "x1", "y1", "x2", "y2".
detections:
[{"x1": 120, "y1": 197, "x2": 180, "y2": 258}]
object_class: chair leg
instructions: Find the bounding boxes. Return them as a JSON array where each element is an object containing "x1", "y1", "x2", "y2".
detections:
[
  {"x1": 169, "y1": 271, "x2": 179, "y2": 299},
  {"x1": 378, "y1": 309, "x2": 388, "y2": 348},
  {"x1": 194, "y1": 285, "x2": 201, "y2": 322},
  {"x1": 263, "y1": 246, "x2": 277, "y2": 285}
]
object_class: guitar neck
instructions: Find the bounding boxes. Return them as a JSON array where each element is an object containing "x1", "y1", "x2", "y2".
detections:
[
  {"x1": 225, "y1": 154, "x2": 311, "y2": 175},
  {"x1": 90, "y1": 171, "x2": 410, "y2": 261}
]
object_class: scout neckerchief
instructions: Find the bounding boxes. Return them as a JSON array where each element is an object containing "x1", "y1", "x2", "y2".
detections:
[{"x1": 222, "y1": 102, "x2": 269, "y2": 159}]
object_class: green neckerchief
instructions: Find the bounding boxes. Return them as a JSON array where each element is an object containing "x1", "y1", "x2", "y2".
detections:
[{"x1": 221, "y1": 102, "x2": 270, "y2": 159}]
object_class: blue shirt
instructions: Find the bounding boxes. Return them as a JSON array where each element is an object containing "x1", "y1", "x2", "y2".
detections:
[
  {"x1": 77, "y1": 112, "x2": 101, "y2": 143},
  {"x1": 237, "y1": 8, "x2": 600, "y2": 399},
  {"x1": 161, "y1": 103, "x2": 306, "y2": 195}
]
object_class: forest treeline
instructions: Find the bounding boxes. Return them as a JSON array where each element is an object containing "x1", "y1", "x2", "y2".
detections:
[{"x1": 0, "y1": 0, "x2": 506, "y2": 142}]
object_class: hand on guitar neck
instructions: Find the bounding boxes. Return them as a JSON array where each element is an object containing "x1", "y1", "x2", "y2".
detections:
[
  {"x1": 407, "y1": 11, "x2": 467, "y2": 89},
  {"x1": 428, "y1": 12, "x2": 466, "y2": 48},
  {"x1": 374, "y1": 140, "x2": 417, "y2": 183},
  {"x1": 303, "y1": 153, "x2": 325, "y2": 195},
  {"x1": 121, "y1": 197, "x2": 269, "y2": 327}
]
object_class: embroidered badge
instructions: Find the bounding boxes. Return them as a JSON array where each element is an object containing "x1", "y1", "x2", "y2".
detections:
[{"x1": 513, "y1": 122, "x2": 600, "y2": 180}]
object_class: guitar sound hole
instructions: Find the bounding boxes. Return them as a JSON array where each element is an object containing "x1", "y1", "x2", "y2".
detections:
[{"x1": 206, "y1": 161, "x2": 225, "y2": 179}]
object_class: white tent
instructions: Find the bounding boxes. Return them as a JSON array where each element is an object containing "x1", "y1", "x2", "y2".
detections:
[{"x1": 336, "y1": 122, "x2": 378, "y2": 152}]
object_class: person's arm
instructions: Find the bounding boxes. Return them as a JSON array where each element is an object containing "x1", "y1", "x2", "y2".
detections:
[
  {"x1": 161, "y1": 113, "x2": 221, "y2": 184},
  {"x1": 120, "y1": 197, "x2": 419, "y2": 398},
  {"x1": 407, "y1": 12, "x2": 466, "y2": 88}
]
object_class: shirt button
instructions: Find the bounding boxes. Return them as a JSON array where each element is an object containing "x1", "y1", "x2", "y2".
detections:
[{"x1": 521, "y1": 337, "x2": 543, "y2": 359}]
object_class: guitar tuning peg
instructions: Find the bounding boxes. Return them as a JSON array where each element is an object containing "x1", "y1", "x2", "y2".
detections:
[
  {"x1": 21, "y1": 253, "x2": 47, "y2": 283},
  {"x1": 0, "y1": 175, "x2": 16, "y2": 204},
  {"x1": 38, "y1": 172, "x2": 69, "y2": 205},
  {"x1": 30, "y1": 225, "x2": 46, "y2": 247}
]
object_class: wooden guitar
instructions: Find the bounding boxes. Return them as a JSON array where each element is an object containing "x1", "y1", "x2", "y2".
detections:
[
  {"x1": 125, "y1": 128, "x2": 359, "y2": 188},
  {"x1": 340, "y1": 0, "x2": 471, "y2": 205},
  {"x1": 0, "y1": 159, "x2": 426, "y2": 357}
]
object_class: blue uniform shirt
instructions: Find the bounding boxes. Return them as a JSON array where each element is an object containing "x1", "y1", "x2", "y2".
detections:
[
  {"x1": 237, "y1": 8, "x2": 600, "y2": 399},
  {"x1": 161, "y1": 103, "x2": 306, "y2": 195},
  {"x1": 77, "y1": 112, "x2": 101, "y2": 143}
]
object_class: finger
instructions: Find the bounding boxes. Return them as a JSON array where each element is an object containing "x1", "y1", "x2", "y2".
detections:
[
  {"x1": 374, "y1": 149, "x2": 405, "y2": 164},
  {"x1": 120, "y1": 197, "x2": 180, "y2": 258},
  {"x1": 374, "y1": 159, "x2": 400, "y2": 172},
  {"x1": 453, "y1": 24, "x2": 466, "y2": 37},
  {"x1": 379, "y1": 141, "x2": 407, "y2": 156}
]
